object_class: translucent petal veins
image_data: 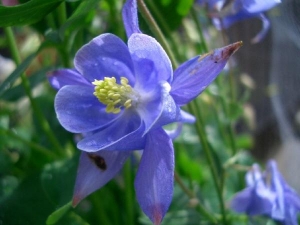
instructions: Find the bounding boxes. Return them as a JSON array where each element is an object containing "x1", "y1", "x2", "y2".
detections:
[{"x1": 92, "y1": 77, "x2": 137, "y2": 114}]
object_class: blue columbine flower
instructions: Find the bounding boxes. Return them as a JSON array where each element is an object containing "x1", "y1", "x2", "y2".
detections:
[
  {"x1": 230, "y1": 163, "x2": 277, "y2": 216},
  {"x1": 267, "y1": 160, "x2": 300, "y2": 225},
  {"x1": 48, "y1": 0, "x2": 241, "y2": 223},
  {"x1": 197, "y1": 0, "x2": 281, "y2": 43},
  {"x1": 231, "y1": 160, "x2": 300, "y2": 225}
]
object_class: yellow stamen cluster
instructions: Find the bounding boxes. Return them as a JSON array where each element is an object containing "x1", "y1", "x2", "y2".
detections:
[{"x1": 92, "y1": 77, "x2": 133, "y2": 114}]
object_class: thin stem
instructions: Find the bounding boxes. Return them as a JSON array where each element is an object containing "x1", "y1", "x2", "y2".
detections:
[
  {"x1": 4, "y1": 27, "x2": 64, "y2": 156},
  {"x1": 190, "y1": 7, "x2": 208, "y2": 53},
  {"x1": 57, "y1": 1, "x2": 67, "y2": 26},
  {"x1": 144, "y1": 0, "x2": 183, "y2": 62},
  {"x1": 1, "y1": 128, "x2": 58, "y2": 160},
  {"x1": 46, "y1": 13, "x2": 57, "y2": 29},
  {"x1": 124, "y1": 161, "x2": 135, "y2": 225},
  {"x1": 191, "y1": 8, "x2": 237, "y2": 157},
  {"x1": 137, "y1": 0, "x2": 178, "y2": 68},
  {"x1": 216, "y1": 78, "x2": 237, "y2": 156},
  {"x1": 174, "y1": 172, "x2": 217, "y2": 224},
  {"x1": 91, "y1": 191, "x2": 112, "y2": 225},
  {"x1": 188, "y1": 101, "x2": 228, "y2": 225}
]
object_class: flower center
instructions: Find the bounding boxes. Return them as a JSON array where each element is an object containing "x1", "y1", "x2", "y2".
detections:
[{"x1": 92, "y1": 77, "x2": 135, "y2": 114}]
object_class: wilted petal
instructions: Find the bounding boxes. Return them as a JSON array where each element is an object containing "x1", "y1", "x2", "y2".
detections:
[
  {"x1": 47, "y1": 69, "x2": 90, "y2": 90},
  {"x1": 55, "y1": 85, "x2": 116, "y2": 133},
  {"x1": 135, "y1": 128, "x2": 174, "y2": 225},
  {"x1": 77, "y1": 110, "x2": 146, "y2": 152},
  {"x1": 128, "y1": 33, "x2": 173, "y2": 90},
  {"x1": 122, "y1": 0, "x2": 141, "y2": 38},
  {"x1": 74, "y1": 33, "x2": 135, "y2": 84},
  {"x1": 171, "y1": 42, "x2": 242, "y2": 105},
  {"x1": 72, "y1": 150, "x2": 130, "y2": 206}
]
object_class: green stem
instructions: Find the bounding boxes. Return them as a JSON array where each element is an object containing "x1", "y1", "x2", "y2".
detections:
[
  {"x1": 188, "y1": 101, "x2": 228, "y2": 225},
  {"x1": 190, "y1": 7, "x2": 208, "y2": 53},
  {"x1": 137, "y1": 0, "x2": 178, "y2": 68},
  {"x1": 192, "y1": 7, "x2": 237, "y2": 157},
  {"x1": 0, "y1": 128, "x2": 58, "y2": 160},
  {"x1": 46, "y1": 12, "x2": 57, "y2": 29},
  {"x1": 57, "y1": 1, "x2": 67, "y2": 26},
  {"x1": 216, "y1": 78, "x2": 237, "y2": 156},
  {"x1": 124, "y1": 161, "x2": 135, "y2": 225},
  {"x1": 144, "y1": 0, "x2": 183, "y2": 62},
  {"x1": 4, "y1": 27, "x2": 64, "y2": 156},
  {"x1": 174, "y1": 172, "x2": 217, "y2": 224},
  {"x1": 91, "y1": 191, "x2": 112, "y2": 225}
]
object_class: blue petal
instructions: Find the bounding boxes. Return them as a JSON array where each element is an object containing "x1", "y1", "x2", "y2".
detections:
[
  {"x1": 251, "y1": 14, "x2": 270, "y2": 44},
  {"x1": 179, "y1": 110, "x2": 196, "y2": 123},
  {"x1": 128, "y1": 33, "x2": 173, "y2": 90},
  {"x1": 268, "y1": 160, "x2": 286, "y2": 220},
  {"x1": 47, "y1": 69, "x2": 90, "y2": 90},
  {"x1": 230, "y1": 187, "x2": 274, "y2": 216},
  {"x1": 74, "y1": 33, "x2": 135, "y2": 84},
  {"x1": 240, "y1": 0, "x2": 281, "y2": 14},
  {"x1": 134, "y1": 128, "x2": 174, "y2": 225},
  {"x1": 77, "y1": 110, "x2": 146, "y2": 152},
  {"x1": 138, "y1": 82, "x2": 182, "y2": 135},
  {"x1": 55, "y1": 85, "x2": 116, "y2": 133},
  {"x1": 267, "y1": 160, "x2": 300, "y2": 223},
  {"x1": 72, "y1": 150, "x2": 130, "y2": 206},
  {"x1": 122, "y1": 0, "x2": 141, "y2": 38},
  {"x1": 170, "y1": 42, "x2": 242, "y2": 105},
  {"x1": 231, "y1": 163, "x2": 276, "y2": 216},
  {"x1": 213, "y1": 11, "x2": 255, "y2": 30},
  {"x1": 165, "y1": 122, "x2": 183, "y2": 140}
]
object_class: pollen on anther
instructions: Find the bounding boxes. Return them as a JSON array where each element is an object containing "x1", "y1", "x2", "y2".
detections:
[
  {"x1": 124, "y1": 99, "x2": 132, "y2": 108},
  {"x1": 93, "y1": 76, "x2": 136, "y2": 114}
]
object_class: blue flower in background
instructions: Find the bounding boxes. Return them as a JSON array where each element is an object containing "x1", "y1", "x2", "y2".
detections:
[
  {"x1": 197, "y1": 0, "x2": 281, "y2": 43},
  {"x1": 48, "y1": 0, "x2": 241, "y2": 223},
  {"x1": 230, "y1": 163, "x2": 276, "y2": 216},
  {"x1": 267, "y1": 160, "x2": 300, "y2": 225},
  {"x1": 231, "y1": 160, "x2": 300, "y2": 225}
]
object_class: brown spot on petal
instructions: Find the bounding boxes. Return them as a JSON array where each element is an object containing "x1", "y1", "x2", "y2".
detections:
[
  {"x1": 217, "y1": 41, "x2": 243, "y2": 61},
  {"x1": 197, "y1": 41, "x2": 242, "y2": 64},
  {"x1": 87, "y1": 153, "x2": 107, "y2": 171}
]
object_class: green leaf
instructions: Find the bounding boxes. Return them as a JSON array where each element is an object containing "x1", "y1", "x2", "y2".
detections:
[
  {"x1": 228, "y1": 101, "x2": 244, "y2": 121},
  {"x1": 0, "y1": 0, "x2": 64, "y2": 27},
  {"x1": 59, "y1": 0, "x2": 98, "y2": 38},
  {"x1": 0, "y1": 51, "x2": 37, "y2": 96},
  {"x1": 0, "y1": 41, "x2": 54, "y2": 97},
  {"x1": 151, "y1": 0, "x2": 192, "y2": 31},
  {"x1": 177, "y1": 0, "x2": 193, "y2": 16},
  {"x1": 41, "y1": 155, "x2": 78, "y2": 206},
  {"x1": 0, "y1": 173, "x2": 55, "y2": 225},
  {"x1": 46, "y1": 201, "x2": 72, "y2": 225},
  {"x1": 56, "y1": 212, "x2": 90, "y2": 225},
  {"x1": 2, "y1": 66, "x2": 54, "y2": 102}
]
